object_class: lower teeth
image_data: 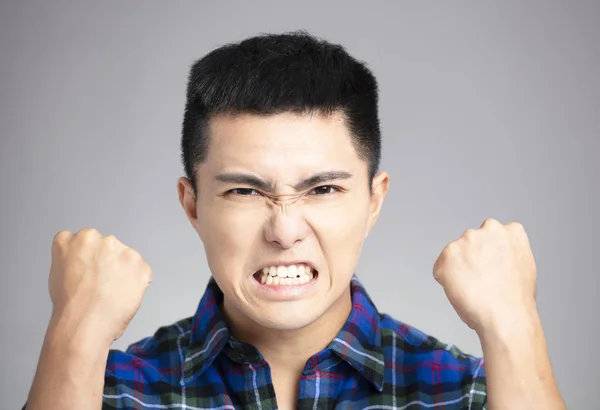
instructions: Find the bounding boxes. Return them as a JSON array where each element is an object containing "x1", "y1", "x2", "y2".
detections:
[{"x1": 256, "y1": 272, "x2": 316, "y2": 285}]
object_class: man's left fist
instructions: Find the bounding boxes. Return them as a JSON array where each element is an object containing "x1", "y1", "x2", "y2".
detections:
[{"x1": 433, "y1": 218, "x2": 538, "y2": 334}]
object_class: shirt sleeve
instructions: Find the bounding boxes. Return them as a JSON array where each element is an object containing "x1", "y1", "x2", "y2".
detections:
[
  {"x1": 466, "y1": 356, "x2": 487, "y2": 410},
  {"x1": 102, "y1": 342, "x2": 164, "y2": 409},
  {"x1": 102, "y1": 348, "x2": 132, "y2": 409}
]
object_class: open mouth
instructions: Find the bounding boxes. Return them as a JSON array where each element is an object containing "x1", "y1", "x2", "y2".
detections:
[{"x1": 253, "y1": 264, "x2": 318, "y2": 286}]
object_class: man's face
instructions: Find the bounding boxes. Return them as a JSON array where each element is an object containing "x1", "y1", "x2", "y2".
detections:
[{"x1": 179, "y1": 111, "x2": 388, "y2": 331}]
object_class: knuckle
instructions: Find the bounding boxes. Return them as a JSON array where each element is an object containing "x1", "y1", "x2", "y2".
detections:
[
  {"x1": 104, "y1": 234, "x2": 121, "y2": 247},
  {"x1": 445, "y1": 241, "x2": 459, "y2": 254},
  {"x1": 52, "y1": 231, "x2": 72, "y2": 254},
  {"x1": 79, "y1": 227, "x2": 99, "y2": 235},
  {"x1": 444, "y1": 241, "x2": 463, "y2": 259},
  {"x1": 123, "y1": 247, "x2": 141, "y2": 260},
  {"x1": 507, "y1": 221, "x2": 524, "y2": 231},
  {"x1": 484, "y1": 217, "x2": 501, "y2": 226},
  {"x1": 462, "y1": 228, "x2": 475, "y2": 239},
  {"x1": 53, "y1": 230, "x2": 72, "y2": 244},
  {"x1": 78, "y1": 228, "x2": 101, "y2": 243},
  {"x1": 124, "y1": 249, "x2": 148, "y2": 267},
  {"x1": 507, "y1": 222, "x2": 528, "y2": 240}
]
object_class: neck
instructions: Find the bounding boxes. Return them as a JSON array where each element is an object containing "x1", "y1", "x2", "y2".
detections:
[{"x1": 222, "y1": 285, "x2": 352, "y2": 373}]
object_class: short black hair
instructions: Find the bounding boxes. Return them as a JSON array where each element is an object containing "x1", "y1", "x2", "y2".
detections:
[{"x1": 180, "y1": 30, "x2": 381, "y2": 195}]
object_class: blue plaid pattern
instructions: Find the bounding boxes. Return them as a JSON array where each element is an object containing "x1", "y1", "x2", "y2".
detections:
[{"x1": 27, "y1": 275, "x2": 488, "y2": 409}]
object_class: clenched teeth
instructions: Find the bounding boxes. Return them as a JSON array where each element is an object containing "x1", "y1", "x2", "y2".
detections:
[{"x1": 258, "y1": 264, "x2": 315, "y2": 285}]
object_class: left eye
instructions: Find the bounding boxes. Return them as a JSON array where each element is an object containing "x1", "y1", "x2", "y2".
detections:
[
  {"x1": 230, "y1": 188, "x2": 259, "y2": 196},
  {"x1": 310, "y1": 185, "x2": 338, "y2": 195}
]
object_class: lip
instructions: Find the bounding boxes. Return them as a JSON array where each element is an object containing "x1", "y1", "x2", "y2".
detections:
[
  {"x1": 251, "y1": 260, "x2": 320, "y2": 300},
  {"x1": 251, "y1": 273, "x2": 319, "y2": 299}
]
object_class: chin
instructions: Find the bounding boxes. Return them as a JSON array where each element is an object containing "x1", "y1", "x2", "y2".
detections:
[{"x1": 248, "y1": 304, "x2": 325, "y2": 331}]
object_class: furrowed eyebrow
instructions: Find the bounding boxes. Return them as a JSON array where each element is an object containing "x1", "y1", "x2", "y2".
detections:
[
  {"x1": 214, "y1": 170, "x2": 353, "y2": 193},
  {"x1": 293, "y1": 171, "x2": 353, "y2": 191},
  {"x1": 215, "y1": 173, "x2": 274, "y2": 191}
]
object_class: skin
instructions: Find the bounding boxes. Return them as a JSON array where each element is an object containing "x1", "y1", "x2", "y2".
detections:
[
  {"x1": 24, "y1": 109, "x2": 565, "y2": 410},
  {"x1": 433, "y1": 219, "x2": 566, "y2": 409},
  {"x1": 178, "y1": 111, "x2": 389, "y2": 407},
  {"x1": 178, "y1": 110, "x2": 566, "y2": 409},
  {"x1": 25, "y1": 230, "x2": 152, "y2": 410}
]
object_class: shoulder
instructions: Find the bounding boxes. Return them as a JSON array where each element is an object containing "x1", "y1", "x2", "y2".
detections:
[
  {"x1": 109, "y1": 316, "x2": 193, "y2": 360},
  {"x1": 379, "y1": 313, "x2": 487, "y2": 407},
  {"x1": 380, "y1": 312, "x2": 484, "y2": 365},
  {"x1": 104, "y1": 316, "x2": 193, "y2": 388}
]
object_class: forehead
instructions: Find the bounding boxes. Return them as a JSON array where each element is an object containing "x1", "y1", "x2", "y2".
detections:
[{"x1": 204, "y1": 111, "x2": 366, "y2": 173}]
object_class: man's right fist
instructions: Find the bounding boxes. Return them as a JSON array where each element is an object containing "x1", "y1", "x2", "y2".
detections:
[{"x1": 49, "y1": 228, "x2": 153, "y2": 343}]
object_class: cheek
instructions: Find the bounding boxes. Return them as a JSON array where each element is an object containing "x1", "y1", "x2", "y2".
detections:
[
  {"x1": 308, "y1": 198, "x2": 370, "y2": 261},
  {"x1": 314, "y1": 194, "x2": 370, "y2": 234},
  {"x1": 199, "y1": 202, "x2": 265, "y2": 273}
]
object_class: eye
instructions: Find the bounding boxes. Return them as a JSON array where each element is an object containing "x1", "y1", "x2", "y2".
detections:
[
  {"x1": 310, "y1": 185, "x2": 339, "y2": 195},
  {"x1": 228, "y1": 188, "x2": 260, "y2": 196}
]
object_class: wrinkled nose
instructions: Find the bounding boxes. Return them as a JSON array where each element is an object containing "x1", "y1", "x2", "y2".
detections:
[{"x1": 263, "y1": 201, "x2": 310, "y2": 249}]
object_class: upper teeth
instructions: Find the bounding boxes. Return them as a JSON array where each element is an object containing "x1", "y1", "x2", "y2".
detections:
[
  {"x1": 259, "y1": 264, "x2": 314, "y2": 285},
  {"x1": 262, "y1": 264, "x2": 313, "y2": 278}
]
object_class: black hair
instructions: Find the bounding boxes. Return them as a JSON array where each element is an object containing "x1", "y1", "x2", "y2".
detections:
[{"x1": 181, "y1": 30, "x2": 381, "y2": 195}]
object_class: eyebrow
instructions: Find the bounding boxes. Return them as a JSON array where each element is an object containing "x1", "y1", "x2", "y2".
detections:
[{"x1": 214, "y1": 170, "x2": 353, "y2": 192}]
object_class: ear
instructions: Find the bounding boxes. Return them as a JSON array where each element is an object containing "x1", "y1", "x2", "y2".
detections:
[
  {"x1": 178, "y1": 176, "x2": 199, "y2": 227},
  {"x1": 366, "y1": 171, "x2": 389, "y2": 236}
]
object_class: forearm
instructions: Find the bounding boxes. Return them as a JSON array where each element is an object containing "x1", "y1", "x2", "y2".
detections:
[
  {"x1": 25, "y1": 311, "x2": 111, "y2": 410},
  {"x1": 478, "y1": 309, "x2": 566, "y2": 410}
]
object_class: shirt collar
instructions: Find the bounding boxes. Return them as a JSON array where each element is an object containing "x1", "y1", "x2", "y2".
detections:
[
  {"x1": 182, "y1": 279, "x2": 231, "y2": 384},
  {"x1": 327, "y1": 276, "x2": 384, "y2": 392},
  {"x1": 183, "y1": 275, "x2": 384, "y2": 392}
]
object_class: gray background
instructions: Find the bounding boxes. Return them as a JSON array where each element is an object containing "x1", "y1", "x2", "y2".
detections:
[{"x1": 1, "y1": 1, "x2": 598, "y2": 408}]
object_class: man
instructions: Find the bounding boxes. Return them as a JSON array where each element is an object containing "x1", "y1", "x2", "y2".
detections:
[{"x1": 23, "y1": 31, "x2": 565, "y2": 409}]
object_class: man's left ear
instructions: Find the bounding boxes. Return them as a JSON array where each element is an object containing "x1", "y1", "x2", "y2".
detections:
[{"x1": 366, "y1": 171, "x2": 389, "y2": 235}]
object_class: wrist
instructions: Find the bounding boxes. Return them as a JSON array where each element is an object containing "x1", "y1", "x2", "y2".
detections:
[
  {"x1": 476, "y1": 304, "x2": 543, "y2": 347},
  {"x1": 48, "y1": 307, "x2": 114, "y2": 355}
]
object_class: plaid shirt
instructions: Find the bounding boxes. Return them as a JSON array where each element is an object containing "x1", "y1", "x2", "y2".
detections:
[{"x1": 31, "y1": 276, "x2": 488, "y2": 409}]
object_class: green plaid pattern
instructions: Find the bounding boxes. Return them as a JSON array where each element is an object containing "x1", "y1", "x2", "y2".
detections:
[{"x1": 24, "y1": 275, "x2": 487, "y2": 409}]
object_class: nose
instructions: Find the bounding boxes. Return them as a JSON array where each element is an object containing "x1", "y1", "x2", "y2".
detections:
[{"x1": 263, "y1": 205, "x2": 310, "y2": 249}]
